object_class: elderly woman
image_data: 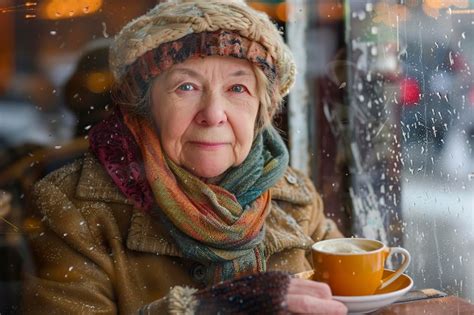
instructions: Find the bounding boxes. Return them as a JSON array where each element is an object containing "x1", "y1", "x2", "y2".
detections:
[{"x1": 22, "y1": 1, "x2": 346, "y2": 314}]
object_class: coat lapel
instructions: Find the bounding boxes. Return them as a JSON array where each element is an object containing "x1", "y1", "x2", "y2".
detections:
[{"x1": 75, "y1": 153, "x2": 132, "y2": 205}]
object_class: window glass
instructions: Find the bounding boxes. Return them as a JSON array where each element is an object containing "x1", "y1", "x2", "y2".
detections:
[
  {"x1": 343, "y1": 0, "x2": 473, "y2": 301},
  {"x1": 283, "y1": 0, "x2": 473, "y2": 303}
]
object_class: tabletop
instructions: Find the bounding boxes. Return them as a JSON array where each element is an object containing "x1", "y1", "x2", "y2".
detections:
[
  {"x1": 373, "y1": 295, "x2": 474, "y2": 314},
  {"x1": 293, "y1": 270, "x2": 474, "y2": 314}
]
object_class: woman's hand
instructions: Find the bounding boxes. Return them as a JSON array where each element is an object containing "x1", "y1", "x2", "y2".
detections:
[{"x1": 286, "y1": 278, "x2": 348, "y2": 314}]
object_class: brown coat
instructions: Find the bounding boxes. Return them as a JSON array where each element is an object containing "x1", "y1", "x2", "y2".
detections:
[{"x1": 22, "y1": 153, "x2": 342, "y2": 314}]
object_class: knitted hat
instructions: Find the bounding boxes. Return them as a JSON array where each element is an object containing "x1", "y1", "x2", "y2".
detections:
[{"x1": 110, "y1": 0, "x2": 296, "y2": 118}]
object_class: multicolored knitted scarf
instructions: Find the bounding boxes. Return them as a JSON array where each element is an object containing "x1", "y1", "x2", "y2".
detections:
[
  {"x1": 123, "y1": 111, "x2": 289, "y2": 283},
  {"x1": 90, "y1": 109, "x2": 289, "y2": 283}
]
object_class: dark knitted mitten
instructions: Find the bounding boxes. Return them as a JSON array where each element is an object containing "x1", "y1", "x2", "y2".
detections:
[{"x1": 194, "y1": 271, "x2": 291, "y2": 315}]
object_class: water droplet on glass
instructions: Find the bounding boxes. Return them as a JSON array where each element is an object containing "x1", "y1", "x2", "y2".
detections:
[
  {"x1": 357, "y1": 11, "x2": 366, "y2": 21},
  {"x1": 102, "y1": 22, "x2": 109, "y2": 38},
  {"x1": 370, "y1": 46, "x2": 378, "y2": 56}
]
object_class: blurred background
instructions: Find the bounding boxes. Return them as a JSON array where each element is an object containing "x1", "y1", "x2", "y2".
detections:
[{"x1": 0, "y1": 0, "x2": 472, "y2": 313}]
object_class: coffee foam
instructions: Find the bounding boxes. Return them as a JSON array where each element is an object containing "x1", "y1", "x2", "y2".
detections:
[{"x1": 317, "y1": 242, "x2": 368, "y2": 254}]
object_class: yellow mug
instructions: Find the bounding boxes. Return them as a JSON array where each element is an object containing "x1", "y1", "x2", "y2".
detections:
[{"x1": 311, "y1": 238, "x2": 411, "y2": 296}]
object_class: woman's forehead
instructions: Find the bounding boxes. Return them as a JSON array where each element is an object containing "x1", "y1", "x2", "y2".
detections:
[{"x1": 166, "y1": 56, "x2": 255, "y2": 77}]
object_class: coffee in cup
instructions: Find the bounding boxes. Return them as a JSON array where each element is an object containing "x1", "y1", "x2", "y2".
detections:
[{"x1": 311, "y1": 238, "x2": 411, "y2": 296}]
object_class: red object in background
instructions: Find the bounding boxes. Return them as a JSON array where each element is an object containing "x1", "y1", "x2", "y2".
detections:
[
  {"x1": 469, "y1": 87, "x2": 474, "y2": 107},
  {"x1": 399, "y1": 77, "x2": 421, "y2": 106},
  {"x1": 451, "y1": 52, "x2": 467, "y2": 73}
]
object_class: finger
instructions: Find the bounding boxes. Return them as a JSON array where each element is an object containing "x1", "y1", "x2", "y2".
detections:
[
  {"x1": 288, "y1": 278, "x2": 332, "y2": 299},
  {"x1": 286, "y1": 294, "x2": 348, "y2": 315}
]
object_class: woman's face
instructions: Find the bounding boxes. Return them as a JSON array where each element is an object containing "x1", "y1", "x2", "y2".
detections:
[{"x1": 151, "y1": 56, "x2": 260, "y2": 178}]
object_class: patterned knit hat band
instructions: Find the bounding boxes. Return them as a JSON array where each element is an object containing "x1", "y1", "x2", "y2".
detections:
[
  {"x1": 110, "y1": 0, "x2": 296, "y2": 104},
  {"x1": 121, "y1": 30, "x2": 277, "y2": 99}
]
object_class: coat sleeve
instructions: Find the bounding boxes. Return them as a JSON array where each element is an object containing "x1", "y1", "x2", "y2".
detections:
[{"x1": 21, "y1": 175, "x2": 117, "y2": 314}]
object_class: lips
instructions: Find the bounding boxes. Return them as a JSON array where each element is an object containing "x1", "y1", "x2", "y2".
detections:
[
  {"x1": 189, "y1": 141, "x2": 228, "y2": 150},
  {"x1": 190, "y1": 141, "x2": 227, "y2": 145}
]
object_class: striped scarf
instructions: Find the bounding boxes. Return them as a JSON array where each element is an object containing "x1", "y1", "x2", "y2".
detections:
[{"x1": 123, "y1": 112, "x2": 288, "y2": 284}]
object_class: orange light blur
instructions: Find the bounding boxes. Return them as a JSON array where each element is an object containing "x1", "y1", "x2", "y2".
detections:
[
  {"x1": 248, "y1": 1, "x2": 303, "y2": 23},
  {"x1": 317, "y1": 1, "x2": 344, "y2": 21},
  {"x1": 373, "y1": 3, "x2": 409, "y2": 26},
  {"x1": 425, "y1": 0, "x2": 445, "y2": 9},
  {"x1": 275, "y1": 2, "x2": 287, "y2": 22},
  {"x1": 422, "y1": 0, "x2": 468, "y2": 18},
  {"x1": 248, "y1": 1, "x2": 275, "y2": 18},
  {"x1": 424, "y1": 0, "x2": 468, "y2": 9},
  {"x1": 249, "y1": 1, "x2": 296, "y2": 22},
  {"x1": 0, "y1": 0, "x2": 14, "y2": 94},
  {"x1": 85, "y1": 71, "x2": 114, "y2": 94},
  {"x1": 39, "y1": 0, "x2": 102, "y2": 20}
]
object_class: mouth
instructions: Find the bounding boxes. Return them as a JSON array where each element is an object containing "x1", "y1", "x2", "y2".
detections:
[{"x1": 189, "y1": 141, "x2": 229, "y2": 150}]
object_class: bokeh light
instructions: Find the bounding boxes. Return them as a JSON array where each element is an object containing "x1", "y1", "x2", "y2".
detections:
[{"x1": 40, "y1": 0, "x2": 102, "y2": 20}]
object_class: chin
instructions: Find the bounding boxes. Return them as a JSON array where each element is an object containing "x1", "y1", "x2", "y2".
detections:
[
  {"x1": 193, "y1": 168, "x2": 226, "y2": 179},
  {"x1": 188, "y1": 162, "x2": 230, "y2": 179}
]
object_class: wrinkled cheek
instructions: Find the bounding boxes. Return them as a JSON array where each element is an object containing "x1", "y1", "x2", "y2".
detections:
[
  {"x1": 242, "y1": 130, "x2": 256, "y2": 160},
  {"x1": 159, "y1": 136, "x2": 180, "y2": 163},
  {"x1": 233, "y1": 144, "x2": 250, "y2": 166}
]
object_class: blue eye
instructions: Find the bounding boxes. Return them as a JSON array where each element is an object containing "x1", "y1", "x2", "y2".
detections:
[
  {"x1": 230, "y1": 84, "x2": 247, "y2": 93},
  {"x1": 178, "y1": 83, "x2": 194, "y2": 91}
]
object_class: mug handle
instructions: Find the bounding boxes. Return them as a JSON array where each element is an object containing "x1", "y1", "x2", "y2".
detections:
[{"x1": 379, "y1": 247, "x2": 411, "y2": 290}]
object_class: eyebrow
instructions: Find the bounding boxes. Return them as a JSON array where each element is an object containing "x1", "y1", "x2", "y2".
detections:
[{"x1": 228, "y1": 70, "x2": 254, "y2": 77}]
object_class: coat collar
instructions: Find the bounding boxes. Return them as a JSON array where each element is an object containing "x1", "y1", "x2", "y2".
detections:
[
  {"x1": 75, "y1": 153, "x2": 312, "y2": 258},
  {"x1": 75, "y1": 152, "x2": 132, "y2": 205}
]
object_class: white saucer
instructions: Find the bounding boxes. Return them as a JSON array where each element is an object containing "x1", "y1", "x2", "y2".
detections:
[{"x1": 333, "y1": 269, "x2": 413, "y2": 314}]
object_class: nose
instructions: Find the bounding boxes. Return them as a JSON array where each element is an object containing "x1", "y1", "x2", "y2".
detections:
[{"x1": 195, "y1": 91, "x2": 227, "y2": 126}]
